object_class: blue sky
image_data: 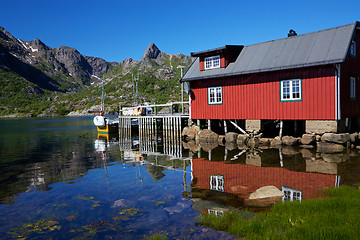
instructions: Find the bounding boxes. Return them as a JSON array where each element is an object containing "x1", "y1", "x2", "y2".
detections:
[{"x1": 1, "y1": 0, "x2": 359, "y2": 62}]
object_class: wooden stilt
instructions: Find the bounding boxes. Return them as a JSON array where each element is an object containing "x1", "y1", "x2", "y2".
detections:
[{"x1": 224, "y1": 120, "x2": 228, "y2": 134}]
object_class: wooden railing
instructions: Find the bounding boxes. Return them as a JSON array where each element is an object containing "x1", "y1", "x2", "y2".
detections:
[{"x1": 119, "y1": 101, "x2": 189, "y2": 116}]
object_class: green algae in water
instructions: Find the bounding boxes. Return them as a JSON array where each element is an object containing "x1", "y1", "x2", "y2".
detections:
[{"x1": 8, "y1": 218, "x2": 61, "y2": 239}]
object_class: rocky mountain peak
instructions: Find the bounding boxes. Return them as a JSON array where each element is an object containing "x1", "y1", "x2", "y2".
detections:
[
  {"x1": 140, "y1": 43, "x2": 165, "y2": 70},
  {"x1": 0, "y1": 26, "x2": 16, "y2": 42},
  {"x1": 142, "y1": 43, "x2": 162, "y2": 61},
  {"x1": 28, "y1": 38, "x2": 51, "y2": 52}
]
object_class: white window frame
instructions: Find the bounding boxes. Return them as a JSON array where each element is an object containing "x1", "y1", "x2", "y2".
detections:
[
  {"x1": 204, "y1": 55, "x2": 221, "y2": 70},
  {"x1": 208, "y1": 209, "x2": 224, "y2": 217},
  {"x1": 210, "y1": 175, "x2": 224, "y2": 192},
  {"x1": 350, "y1": 40, "x2": 356, "y2": 57},
  {"x1": 350, "y1": 76, "x2": 356, "y2": 99},
  {"x1": 281, "y1": 186, "x2": 302, "y2": 202},
  {"x1": 208, "y1": 86, "x2": 223, "y2": 105},
  {"x1": 280, "y1": 78, "x2": 302, "y2": 102}
]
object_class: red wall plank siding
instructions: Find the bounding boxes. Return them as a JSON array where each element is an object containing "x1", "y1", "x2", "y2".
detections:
[
  {"x1": 192, "y1": 158, "x2": 336, "y2": 200},
  {"x1": 190, "y1": 65, "x2": 336, "y2": 120}
]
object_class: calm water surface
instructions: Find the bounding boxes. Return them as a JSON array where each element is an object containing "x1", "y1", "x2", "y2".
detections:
[{"x1": 0, "y1": 117, "x2": 360, "y2": 239}]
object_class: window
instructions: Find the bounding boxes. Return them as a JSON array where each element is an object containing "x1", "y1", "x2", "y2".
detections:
[
  {"x1": 208, "y1": 209, "x2": 224, "y2": 217},
  {"x1": 350, "y1": 76, "x2": 356, "y2": 99},
  {"x1": 210, "y1": 175, "x2": 224, "y2": 192},
  {"x1": 280, "y1": 79, "x2": 302, "y2": 101},
  {"x1": 208, "y1": 86, "x2": 222, "y2": 104},
  {"x1": 350, "y1": 40, "x2": 356, "y2": 57},
  {"x1": 204, "y1": 55, "x2": 221, "y2": 70},
  {"x1": 281, "y1": 186, "x2": 302, "y2": 201}
]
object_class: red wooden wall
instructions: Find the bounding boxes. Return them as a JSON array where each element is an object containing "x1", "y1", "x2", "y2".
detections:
[
  {"x1": 192, "y1": 158, "x2": 336, "y2": 200},
  {"x1": 190, "y1": 65, "x2": 336, "y2": 120},
  {"x1": 340, "y1": 29, "x2": 360, "y2": 119}
]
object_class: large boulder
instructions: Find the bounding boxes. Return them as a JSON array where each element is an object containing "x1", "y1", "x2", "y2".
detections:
[
  {"x1": 349, "y1": 133, "x2": 359, "y2": 144},
  {"x1": 259, "y1": 138, "x2": 272, "y2": 146},
  {"x1": 282, "y1": 136, "x2": 299, "y2": 146},
  {"x1": 237, "y1": 134, "x2": 248, "y2": 146},
  {"x1": 182, "y1": 140, "x2": 199, "y2": 152},
  {"x1": 218, "y1": 135, "x2": 225, "y2": 146},
  {"x1": 301, "y1": 134, "x2": 316, "y2": 145},
  {"x1": 321, "y1": 133, "x2": 350, "y2": 144},
  {"x1": 247, "y1": 137, "x2": 260, "y2": 148},
  {"x1": 225, "y1": 142, "x2": 237, "y2": 151},
  {"x1": 198, "y1": 129, "x2": 218, "y2": 143},
  {"x1": 225, "y1": 132, "x2": 238, "y2": 143},
  {"x1": 181, "y1": 125, "x2": 199, "y2": 141},
  {"x1": 199, "y1": 140, "x2": 218, "y2": 152},
  {"x1": 249, "y1": 186, "x2": 284, "y2": 200},
  {"x1": 270, "y1": 136, "x2": 282, "y2": 148},
  {"x1": 246, "y1": 186, "x2": 284, "y2": 208}
]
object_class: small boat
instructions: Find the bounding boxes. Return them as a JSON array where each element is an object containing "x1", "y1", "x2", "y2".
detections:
[
  {"x1": 90, "y1": 79, "x2": 118, "y2": 134},
  {"x1": 94, "y1": 115, "x2": 118, "y2": 133}
]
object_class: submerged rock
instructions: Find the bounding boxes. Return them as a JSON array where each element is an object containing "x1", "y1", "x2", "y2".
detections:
[
  {"x1": 112, "y1": 199, "x2": 131, "y2": 208},
  {"x1": 164, "y1": 201, "x2": 192, "y2": 214}
]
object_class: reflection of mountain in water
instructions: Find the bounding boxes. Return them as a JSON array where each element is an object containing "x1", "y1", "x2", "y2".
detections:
[{"x1": 0, "y1": 132, "x2": 119, "y2": 204}]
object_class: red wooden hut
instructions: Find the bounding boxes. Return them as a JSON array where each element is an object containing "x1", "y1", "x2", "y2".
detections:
[{"x1": 181, "y1": 22, "x2": 360, "y2": 134}]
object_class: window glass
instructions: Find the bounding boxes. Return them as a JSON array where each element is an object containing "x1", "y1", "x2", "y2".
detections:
[
  {"x1": 350, "y1": 40, "x2": 356, "y2": 57},
  {"x1": 350, "y1": 76, "x2": 356, "y2": 99},
  {"x1": 204, "y1": 55, "x2": 221, "y2": 70},
  {"x1": 208, "y1": 86, "x2": 222, "y2": 104},
  {"x1": 281, "y1": 79, "x2": 302, "y2": 101},
  {"x1": 210, "y1": 175, "x2": 224, "y2": 192},
  {"x1": 281, "y1": 186, "x2": 302, "y2": 201}
]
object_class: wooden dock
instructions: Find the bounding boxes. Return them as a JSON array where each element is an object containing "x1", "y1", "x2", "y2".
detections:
[{"x1": 118, "y1": 102, "x2": 190, "y2": 158}]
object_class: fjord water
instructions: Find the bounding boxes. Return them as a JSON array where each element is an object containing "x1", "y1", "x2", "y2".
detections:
[
  {"x1": 1, "y1": 117, "x2": 360, "y2": 239},
  {"x1": 0, "y1": 117, "x2": 233, "y2": 239}
]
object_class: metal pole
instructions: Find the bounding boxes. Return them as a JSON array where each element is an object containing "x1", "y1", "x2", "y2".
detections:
[{"x1": 177, "y1": 65, "x2": 185, "y2": 114}]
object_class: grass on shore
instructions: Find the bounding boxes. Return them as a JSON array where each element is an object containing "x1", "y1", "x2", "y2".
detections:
[{"x1": 199, "y1": 185, "x2": 360, "y2": 240}]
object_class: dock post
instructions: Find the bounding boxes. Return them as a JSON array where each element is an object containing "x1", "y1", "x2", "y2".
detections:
[{"x1": 224, "y1": 120, "x2": 228, "y2": 134}]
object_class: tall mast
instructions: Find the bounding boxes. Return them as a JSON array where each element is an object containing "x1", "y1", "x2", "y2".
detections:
[{"x1": 101, "y1": 79, "x2": 105, "y2": 114}]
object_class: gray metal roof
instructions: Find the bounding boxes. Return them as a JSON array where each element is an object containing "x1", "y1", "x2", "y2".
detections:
[{"x1": 181, "y1": 22, "x2": 359, "y2": 82}]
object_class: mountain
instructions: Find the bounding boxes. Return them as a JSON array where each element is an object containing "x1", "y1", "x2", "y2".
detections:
[{"x1": 0, "y1": 26, "x2": 192, "y2": 117}]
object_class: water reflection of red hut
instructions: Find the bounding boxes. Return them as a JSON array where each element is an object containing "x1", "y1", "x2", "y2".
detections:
[{"x1": 191, "y1": 158, "x2": 338, "y2": 201}]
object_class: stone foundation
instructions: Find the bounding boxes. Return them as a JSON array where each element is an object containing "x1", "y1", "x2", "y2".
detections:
[
  {"x1": 246, "y1": 119, "x2": 261, "y2": 132},
  {"x1": 305, "y1": 120, "x2": 346, "y2": 133}
]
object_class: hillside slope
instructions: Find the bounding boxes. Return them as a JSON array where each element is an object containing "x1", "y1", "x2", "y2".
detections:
[{"x1": 0, "y1": 26, "x2": 192, "y2": 117}]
